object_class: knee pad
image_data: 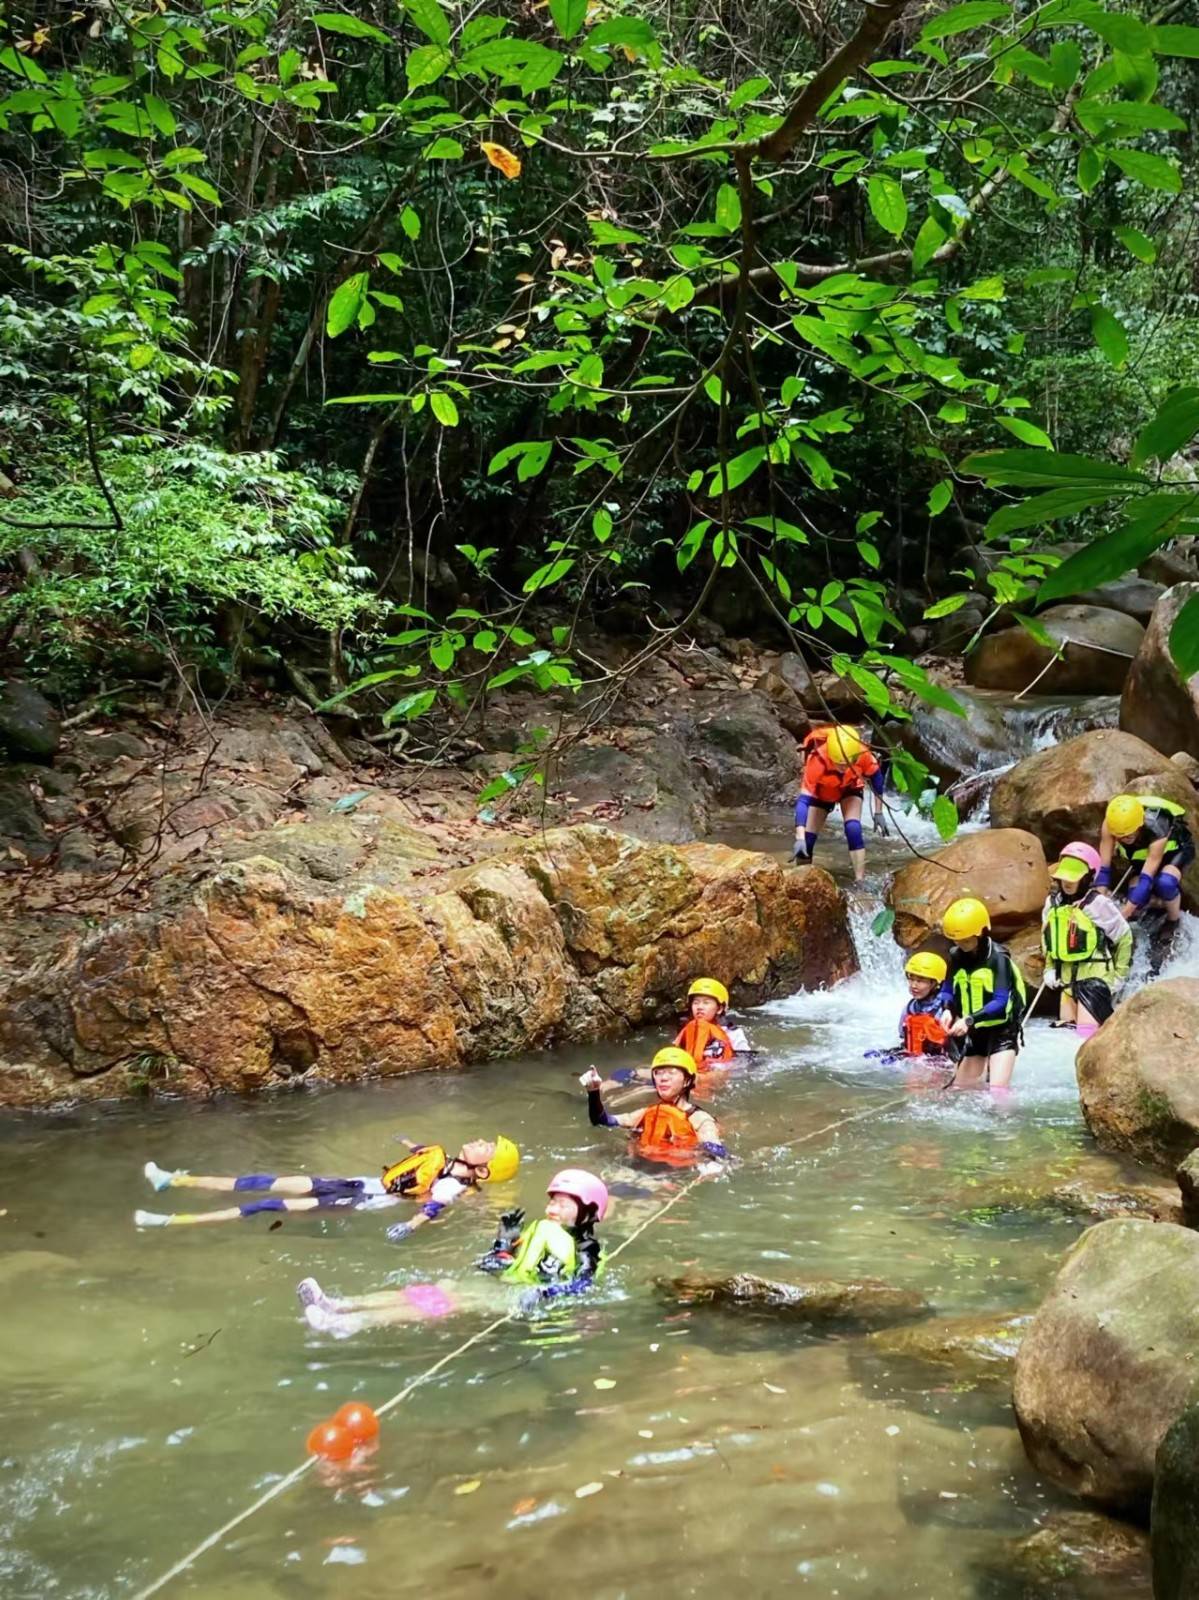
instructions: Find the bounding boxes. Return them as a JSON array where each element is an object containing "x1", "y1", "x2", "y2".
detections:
[
  {"x1": 1155, "y1": 872, "x2": 1182, "y2": 901},
  {"x1": 233, "y1": 1173, "x2": 275, "y2": 1192},
  {"x1": 844, "y1": 819, "x2": 865, "y2": 852},
  {"x1": 1128, "y1": 872, "x2": 1155, "y2": 908},
  {"x1": 794, "y1": 793, "x2": 810, "y2": 828},
  {"x1": 239, "y1": 1197, "x2": 286, "y2": 1216}
]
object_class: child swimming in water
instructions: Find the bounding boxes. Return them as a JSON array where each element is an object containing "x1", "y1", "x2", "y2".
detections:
[
  {"x1": 600, "y1": 978, "x2": 752, "y2": 1090},
  {"x1": 299, "y1": 1169, "x2": 608, "y2": 1336},
  {"x1": 582, "y1": 1048, "x2": 728, "y2": 1168},
  {"x1": 866, "y1": 952, "x2": 952, "y2": 1063},
  {"x1": 134, "y1": 1135, "x2": 520, "y2": 1237}
]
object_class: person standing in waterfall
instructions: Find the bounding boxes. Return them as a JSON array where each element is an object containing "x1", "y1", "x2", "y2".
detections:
[
  {"x1": 792, "y1": 724, "x2": 888, "y2": 882},
  {"x1": 938, "y1": 897, "x2": 1027, "y2": 1091}
]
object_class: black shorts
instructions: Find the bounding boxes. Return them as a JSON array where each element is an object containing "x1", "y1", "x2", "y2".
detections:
[
  {"x1": 961, "y1": 1024, "x2": 1019, "y2": 1059},
  {"x1": 1167, "y1": 837, "x2": 1196, "y2": 871}
]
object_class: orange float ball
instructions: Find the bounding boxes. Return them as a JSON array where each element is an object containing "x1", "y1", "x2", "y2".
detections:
[
  {"x1": 333, "y1": 1402, "x2": 380, "y2": 1446},
  {"x1": 306, "y1": 1419, "x2": 355, "y2": 1461}
]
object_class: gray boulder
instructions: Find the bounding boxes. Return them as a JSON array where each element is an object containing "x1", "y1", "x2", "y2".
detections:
[
  {"x1": 1120, "y1": 584, "x2": 1199, "y2": 759},
  {"x1": 966, "y1": 605, "x2": 1145, "y2": 695},
  {"x1": 0, "y1": 679, "x2": 60, "y2": 762},
  {"x1": 1152, "y1": 1404, "x2": 1199, "y2": 1600}
]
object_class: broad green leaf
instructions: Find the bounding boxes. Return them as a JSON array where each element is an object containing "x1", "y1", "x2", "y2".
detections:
[
  {"x1": 326, "y1": 271, "x2": 369, "y2": 337},
  {"x1": 1085, "y1": 10, "x2": 1151, "y2": 53},
  {"x1": 729, "y1": 75, "x2": 771, "y2": 110},
  {"x1": 0, "y1": 46, "x2": 49, "y2": 84},
  {"x1": 1091, "y1": 305, "x2": 1129, "y2": 370},
  {"x1": 549, "y1": 0, "x2": 587, "y2": 39},
  {"x1": 1013, "y1": 612, "x2": 1059, "y2": 651},
  {"x1": 715, "y1": 183, "x2": 741, "y2": 232},
  {"x1": 923, "y1": 593, "x2": 971, "y2": 619},
  {"x1": 1075, "y1": 99, "x2": 1185, "y2": 134},
  {"x1": 592, "y1": 508, "x2": 613, "y2": 543},
  {"x1": 939, "y1": 401, "x2": 968, "y2": 423},
  {"x1": 424, "y1": 136, "x2": 464, "y2": 160},
  {"x1": 384, "y1": 689, "x2": 437, "y2": 723},
  {"x1": 932, "y1": 794, "x2": 959, "y2": 842},
  {"x1": 1035, "y1": 494, "x2": 1190, "y2": 607},
  {"x1": 710, "y1": 447, "x2": 765, "y2": 494},
  {"x1": 431, "y1": 391, "x2": 459, "y2": 426},
  {"x1": 1076, "y1": 146, "x2": 1104, "y2": 193},
  {"x1": 871, "y1": 907, "x2": 896, "y2": 937},
  {"x1": 676, "y1": 520, "x2": 711, "y2": 571},
  {"x1": 143, "y1": 94, "x2": 177, "y2": 136},
  {"x1": 429, "y1": 635, "x2": 456, "y2": 670},
  {"x1": 961, "y1": 449, "x2": 1149, "y2": 489},
  {"x1": 1151, "y1": 24, "x2": 1199, "y2": 56},
  {"x1": 867, "y1": 173, "x2": 908, "y2": 237},
  {"x1": 1108, "y1": 147, "x2": 1182, "y2": 193},
  {"x1": 523, "y1": 557, "x2": 575, "y2": 594},
  {"x1": 998, "y1": 417, "x2": 1053, "y2": 448},
  {"x1": 314, "y1": 11, "x2": 391, "y2": 41},
  {"x1": 959, "y1": 275, "x2": 1005, "y2": 301},
  {"x1": 488, "y1": 440, "x2": 551, "y2": 478},
  {"x1": 1168, "y1": 594, "x2": 1199, "y2": 678},
  {"x1": 404, "y1": 0, "x2": 450, "y2": 46},
  {"x1": 1049, "y1": 39, "x2": 1082, "y2": 86},
  {"x1": 588, "y1": 15, "x2": 659, "y2": 60},
  {"x1": 1132, "y1": 388, "x2": 1199, "y2": 468},
  {"x1": 983, "y1": 485, "x2": 1134, "y2": 539},
  {"x1": 406, "y1": 42, "x2": 451, "y2": 86},
  {"x1": 1113, "y1": 225, "x2": 1155, "y2": 264},
  {"x1": 175, "y1": 170, "x2": 220, "y2": 203},
  {"x1": 929, "y1": 480, "x2": 952, "y2": 517},
  {"x1": 912, "y1": 212, "x2": 947, "y2": 270},
  {"x1": 857, "y1": 539, "x2": 881, "y2": 569},
  {"x1": 921, "y1": 1, "x2": 1010, "y2": 41},
  {"x1": 401, "y1": 204, "x2": 421, "y2": 240}
]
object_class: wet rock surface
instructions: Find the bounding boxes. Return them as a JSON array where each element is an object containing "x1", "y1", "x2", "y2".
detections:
[
  {"x1": 866, "y1": 1311, "x2": 1029, "y2": 1389},
  {"x1": 1076, "y1": 978, "x2": 1199, "y2": 1172},
  {"x1": 1121, "y1": 583, "x2": 1199, "y2": 758},
  {"x1": 966, "y1": 605, "x2": 1145, "y2": 696},
  {"x1": 979, "y1": 1511, "x2": 1150, "y2": 1597},
  {"x1": 0, "y1": 825, "x2": 855, "y2": 1108},
  {"x1": 660, "y1": 1271, "x2": 930, "y2": 1329},
  {"x1": 1151, "y1": 1403, "x2": 1199, "y2": 1600},
  {"x1": 887, "y1": 827, "x2": 1048, "y2": 946},
  {"x1": 1013, "y1": 1218, "x2": 1199, "y2": 1514}
]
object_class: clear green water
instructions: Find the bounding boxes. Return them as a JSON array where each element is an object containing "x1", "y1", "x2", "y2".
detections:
[{"x1": 1, "y1": 889, "x2": 1175, "y2": 1600}]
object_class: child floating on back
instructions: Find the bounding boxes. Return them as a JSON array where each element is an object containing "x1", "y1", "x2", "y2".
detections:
[
  {"x1": 299, "y1": 1169, "x2": 608, "y2": 1336},
  {"x1": 582, "y1": 1047, "x2": 728, "y2": 1169},
  {"x1": 134, "y1": 1135, "x2": 520, "y2": 1238}
]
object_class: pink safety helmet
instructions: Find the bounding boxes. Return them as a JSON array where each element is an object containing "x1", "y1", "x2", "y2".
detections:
[
  {"x1": 547, "y1": 1168, "x2": 609, "y2": 1222},
  {"x1": 1058, "y1": 840, "x2": 1102, "y2": 873}
]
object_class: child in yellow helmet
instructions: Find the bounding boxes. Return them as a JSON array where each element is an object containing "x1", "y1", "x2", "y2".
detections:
[
  {"x1": 866, "y1": 951, "x2": 952, "y2": 1064},
  {"x1": 1099, "y1": 794, "x2": 1192, "y2": 950},
  {"x1": 134, "y1": 1135, "x2": 520, "y2": 1237},
  {"x1": 674, "y1": 976, "x2": 753, "y2": 1067},
  {"x1": 581, "y1": 1047, "x2": 728, "y2": 1169},
  {"x1": 938, "y1": 898, "x2": 1026, "y2": 1090}
]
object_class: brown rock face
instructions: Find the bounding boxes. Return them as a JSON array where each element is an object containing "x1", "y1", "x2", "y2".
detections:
[
  {"x1": 965, "y1": 605, "x2": 1145, "y2": 695},
  {"x1": 1076, "y1": 978, "x2": 1199, "y2": 1173},
  {"x1": 886, "y1": 827, "x2": 1048, "y2": 946},
  {"x1": 1013, "y1": 1218, "x2": 1199, "y2": 1514},
  {"x1": 0, "y1": 824, "x2": 854, "y2": 1108},
  {"x1": 1120, "y1": 583, "x2": 1199, "y2": 759},
  {"x1": 661, "y1": 1272, "x2": 930, "y2": 1329}
]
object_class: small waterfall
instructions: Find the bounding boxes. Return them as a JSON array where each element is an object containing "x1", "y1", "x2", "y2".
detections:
[{"x1": 847, "y1": 884, "x2": 900, "y2": 984}]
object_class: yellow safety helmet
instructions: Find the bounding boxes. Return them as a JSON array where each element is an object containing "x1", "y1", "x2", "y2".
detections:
[
  {"x1": 687, "y1": 977, "x2": 729, "y2": 1008},
  {"x1": 942, "y1": 897, "x2": 990, "y2": 941},
  {"x1": 904, "y1": 951, "x2": 948, "y2": 983},
  {"x1": 485, "y1": 1135, "x2": 520, "y2": 1184},
  {"x1": 825, "y1": 725, "x2": 864, "y2": 766},
  {"x1": 651, "y1": 1046, "x2": 697, "y2": 1077},
  {"x1": 1105, "y1": 795, "x2": 1145, "y2": 838}
]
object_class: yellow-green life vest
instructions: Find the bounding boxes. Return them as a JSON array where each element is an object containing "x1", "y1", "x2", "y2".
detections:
[
  {"x1": 1044, "y1": 903, "x2": 1103, "y2": 965},
  {"x1": 501, "y1": 1218, "x2": 579, "y2": 1286},
  {"x1": 952, "y1": 953, "x2": 1027, "y2": 1028},
  {"x1": 1122, "y1": 795, "x2": 1187, "y2": 862}
]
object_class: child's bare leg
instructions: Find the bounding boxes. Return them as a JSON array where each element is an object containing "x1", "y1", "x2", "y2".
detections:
[
  {"x1": 136, "y1": 1196, "x2": 322, "y2": 1228},
  {"x1": 145, "y1": 1161, "x2": 323, "y2": 1197},
  {"x1": 987, "y1": 1049, "x2": 1018, "y2": 1089},
  {"x1": 950, "y1": 1054, "x2": 987, "y2": 1089},
  {"x1": 1058, "y1": 992, "x2": 1077, "y2": 1024}
]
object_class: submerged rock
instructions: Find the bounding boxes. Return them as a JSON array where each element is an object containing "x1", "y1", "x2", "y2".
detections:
[
  {"x1": 887, "y1": 827, "x2": 1048, "y2": 946},
  {"x1": 1076, "y1": 979, "x2": 1199, "y2": 1172},
  {"x1": 999, "y1": 1511, "x2": 1149, "y2": 1594},
  {"x1": 1013, "y1": 1218, "x2": 1199, "y2": 1514},
  {"x1": 966, "y1": 605, "x2": 1145, "y2": 695},
  {"x1": 867, "y1": 1311, "x2": 1028, "y2": 1389},
  {"x1": 661, "y1": 1272, "x2": 930, "y2": 1329},
  {"x1": 0, "y1": 824, "x2": 854, "y2": 1107},
  {"x1": 1121, "y1": 584, "x2": 1199, "y2": 759},
  {"x1": 1151, "y1": 1403, "x2": 1199, "y2": 1600}
]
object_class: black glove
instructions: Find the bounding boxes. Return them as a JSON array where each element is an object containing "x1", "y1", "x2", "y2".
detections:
[{"x1": 494, "y1": 1208, "x2": 525, "y2": 1251}]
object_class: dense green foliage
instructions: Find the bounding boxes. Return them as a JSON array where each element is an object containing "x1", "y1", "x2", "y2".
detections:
[{"x1": 1, "y1": 0, "x2": 1196, "y2": 777}]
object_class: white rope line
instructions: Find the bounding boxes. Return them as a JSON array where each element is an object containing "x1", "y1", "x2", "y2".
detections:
[{"x1": 129, "y1": 1087, "x2": 908, "y2": 1600}]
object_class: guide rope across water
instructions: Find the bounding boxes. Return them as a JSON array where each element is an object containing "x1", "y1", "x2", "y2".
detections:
[{"x1": 128, "y1": 1087, "x2": 910, "y2": 1600}]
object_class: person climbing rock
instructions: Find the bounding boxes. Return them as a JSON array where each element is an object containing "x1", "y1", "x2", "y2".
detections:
[
  {"x1": 1041, "y1": 842, "x2": 1132, "y2": 1038},
  {"x1": 938, "y1": 898, "x2": 1027, "y2": 1091},
  {"x1": 866, "y1": 951, "x2": 952, "y2": 1064},
  {"x1": 299, "y1": 1169, "x2": 608, "y2": 1336},
  {"x1": 793, "y1": 724, "x2": 887, "y2": 882},
  {"x1": 581, "y1": 1047, "x2": 728, "y2": 1169},
  {"x1": 134, "y1": 1135, "x2": 520, "y2": 1235},
  {"x1": 1099, "y1": 795, "x2": 1192, "y2": 964}
]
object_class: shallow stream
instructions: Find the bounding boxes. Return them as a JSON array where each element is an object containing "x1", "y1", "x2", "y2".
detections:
[{"x1": 3, "y1": 825, "x2": 1194, "y2": 1598}]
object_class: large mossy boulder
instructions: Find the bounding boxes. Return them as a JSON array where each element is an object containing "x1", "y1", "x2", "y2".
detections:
[
  {"x1": 990, "y1": 730, "x2": 1188, "y2": 861},
  {"x1": 1152, "y1": 1404, "x2": 1199, "y2": 1600},
  {"x1": 0, "y1": 824, "x2": 855, "y2": 1108},
  {"x1": 661, "y1": 1272, "x2": 929, "y2": 1329},
  {"x1": 886, "y1": 827, "x2": 1048, "y2": 946},
  {"x1": 1013, "y1": 1218, "x2": 1199, "y2": 1514},
  {"x1": 965, "y1": 605, "x2": 1145, "y2": 695},
  {"x1": 1121, "y1": 584, "x2": 1199, "y2": 760},
  {"x1": 1076, "y1": 979, "x2": 1199, "y2": 1173}
]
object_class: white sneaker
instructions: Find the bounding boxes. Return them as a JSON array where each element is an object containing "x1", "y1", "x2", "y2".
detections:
[
  {"x1": 134, "y1": 1209, "x2": 170, "y2": 1228},
  {"x1": 144, "y1": 1160, "x2": 181, "y2": 1193}
]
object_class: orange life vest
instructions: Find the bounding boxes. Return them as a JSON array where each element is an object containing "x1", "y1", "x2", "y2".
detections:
[
  {"x1": 636, "y1": 1101, "x2": 701, "y2": 1166},
  {"x1": 675, "y1": 1018, "x2": 736, "y2": 1066},
  {"x1": 902, "y1": 1008, "x2": 948, "y2": 1057},
  {"x1": 380, "y1": 1143, "x2": 447, "y2": 1197},
  {"x1": 800, "y1": 728, "x2": 877, "y2": 806}
]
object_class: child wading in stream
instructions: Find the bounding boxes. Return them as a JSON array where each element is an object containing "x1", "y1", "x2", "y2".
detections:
[
  {"x1": 298, "y1": 1170, "x2": 608, "y2": 1336},
  {"x1": 134, "y1": 1135, "x2": 520, "y2": 1235},
  {"x1": 865, "y1": 951, "x2": 952, "y2": 1065},
  {"x1": 938, "y1": 898, "x2": 1027, "y2": 1091},
  {"x1": 1041, "y1": 842, "x2": 1132, "y2": 1038}
]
